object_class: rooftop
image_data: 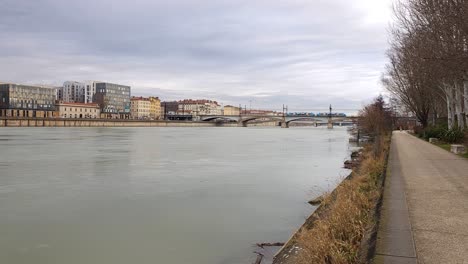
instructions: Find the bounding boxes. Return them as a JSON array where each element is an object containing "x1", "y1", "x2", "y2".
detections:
[
  {"x1": 179, "y1": 99, "x2": 219, "y2": 105},
  {"x1": 0, "y1": 83, "x2": 58, "y2": 89},
  {"x1": 131, "y1": 96, "x2": 150, "y2": 101},
  {"x1": 56, "y1": 101, "x2": 100, "y2": 107}
]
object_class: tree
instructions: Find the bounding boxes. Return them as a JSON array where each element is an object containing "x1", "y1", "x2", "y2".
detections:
[{"x1": 385, "y1": 0, "x2": 468, "y2": 129}]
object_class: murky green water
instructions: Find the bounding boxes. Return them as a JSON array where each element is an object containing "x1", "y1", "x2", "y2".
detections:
[{"x1": 0, "y1": 127, "x2": 350, "y2": 264}]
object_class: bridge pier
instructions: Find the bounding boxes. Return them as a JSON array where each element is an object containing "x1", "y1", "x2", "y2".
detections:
[
  {"x1": 281, "y1": 122, "x2": 289, "y2": 128},
  {"x1": 238, "y1": 121, "x2": 247, "y2": 127}
]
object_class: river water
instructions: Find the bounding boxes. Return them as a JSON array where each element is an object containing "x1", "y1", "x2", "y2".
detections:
[{"x1": 0, "y1": 127, "x2": 351, "y2": 264}]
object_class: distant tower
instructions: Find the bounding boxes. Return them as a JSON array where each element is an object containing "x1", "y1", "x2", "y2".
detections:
[{"x1": 327, "y1": 104, "x2": 333, "y2": 129}]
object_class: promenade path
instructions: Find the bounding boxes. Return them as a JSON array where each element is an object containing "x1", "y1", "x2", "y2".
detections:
[{"x1": 374, "y1": 131, "x2": 468, "y2": 264}]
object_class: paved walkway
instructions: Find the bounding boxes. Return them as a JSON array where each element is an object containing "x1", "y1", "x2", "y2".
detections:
[{"x1": 374, "y1": 131, "x2": 468, "y2": 264}]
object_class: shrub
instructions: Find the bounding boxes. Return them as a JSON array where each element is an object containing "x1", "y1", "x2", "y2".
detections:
[
  {"x1": 413, "y1": 126, "x2": 424, "y2": 138},
  {"x1": 442, "y1": 128, "x2": 465, "y2": 144},
  {"x1": 423, "y1": 126, "x2": 446, "y2": 140}
]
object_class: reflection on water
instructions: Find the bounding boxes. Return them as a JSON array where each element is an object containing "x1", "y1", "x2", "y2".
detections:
[{"x1": 0, "y1": 127, "x2": 350, "y2": 264}]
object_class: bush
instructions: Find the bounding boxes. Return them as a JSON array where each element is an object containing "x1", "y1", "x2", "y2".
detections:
[
  {"x1": 442, "y1": 128, "x2": 465, "y2": 144},
  {"x1": 413, "y1": 126, "x2": 424, "y2": 138},
  {"x1": 423, "y1": 126, "x2": 446, "y2": 140}
]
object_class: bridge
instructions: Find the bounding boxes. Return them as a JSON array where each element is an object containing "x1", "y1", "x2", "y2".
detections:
[{"x1": 199, "y1": 115, "x2": 356, "y2": 128}]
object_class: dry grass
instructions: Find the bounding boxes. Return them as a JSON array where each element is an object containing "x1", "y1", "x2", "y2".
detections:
[{"x1": 295, "y1": 140, "x2": 389, "y2": 264}]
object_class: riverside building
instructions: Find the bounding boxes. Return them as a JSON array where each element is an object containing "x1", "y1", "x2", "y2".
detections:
[
  {"x1": 223, "y1": 105, "x2": 241, "y2": 116},
  {"x1": 63, "y1": 81, "x2": 85, "y2": 103},
  {"x1": 94, "y1": 82, "x2": 131, "y2": 119},
  {"x1": 55, "y1": 102, "x2": 100, "y2": 119},
  {"x1": 62, "y1": 81, "x2": 98, "y2": 103},
  {"x1": 0, "y1": 83, "x2": 56, "y2": 117},
  {"x1": 161, "y1": 101, "x2": 179, "y2": 116},
  {"x1": 83, "y1": 81, "x2": 98, "y2": 103},
  {"x1": 131, "y1": 96, "x2": 162, "y2": 120},
  {"x1": 130, "y1": 96, "x2": 151, "y2": 119},
  {"x1": 149, "y1": 97, "x2": 162, "y2": 120},
  {"x1": 178, "y1": 99, "x2": 222, "y2": 116}
]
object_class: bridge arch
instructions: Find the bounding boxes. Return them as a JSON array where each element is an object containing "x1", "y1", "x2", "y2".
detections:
[
  {"x1": 239, "y1": 116, "x2": 283, "y2": 126},
  {"x1": 201, "y1": 116, "x2": 239, "y2": 122}
]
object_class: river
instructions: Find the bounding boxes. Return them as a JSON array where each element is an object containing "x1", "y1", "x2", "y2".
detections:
[{"x1": 0, "y1": 127, "x2": 351, "y2": 264}]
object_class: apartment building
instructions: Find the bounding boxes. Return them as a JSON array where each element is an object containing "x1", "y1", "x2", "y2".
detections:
[
  {"x1": 149, "y1": 96, "x2": 162, "y2": 120},
  {"x1": 130, "y1": 97, "x2": 151, "y2": 119},
  {"x1": 0, "y1": 83, "x2": 56, "y2": 117},
  {"x1": 178, "y1": 99, "x2": 222, "y2": 116},
  {"x1": 223, "y1": 105, "x2": 241, "y2": 116}
]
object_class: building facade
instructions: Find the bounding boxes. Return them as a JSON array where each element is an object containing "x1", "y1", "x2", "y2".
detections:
[
  {"x1": 149, "y1": 97, "x2": 162, "y2": 120},
  {"x1": 62, "y1": 81, "x2": 98, "y2": 103},
  {"x1": 83, "y1": 81, "x2": 98, "y2": 103},
  {"x1": 130, "y1": 96, "x2": 162, "y2": 120},
  {"x1": 178, "y1": 99, "x2": 222, "y2": 116},
  {"x1": 0, "y1": 83, "x2": 56, "y2": 117},
  {"x1": 55, "y1": 102, "x2": 100, "y2": 119},
  {"x1": 57, "y1": 86, "x2": 64, "y2": 101},
  {"x1": 63, "y1": 81, "x2": 85, "y2": 103},
  {"x1": 130, "y1": 97, "x2": 151, "y2": 119},
  {"x1": 161, "y1": 101, "x2": 179, "y2": 116},
  {"x1": 223, "y1": 105, "x2": 241, "y2": 116},
  {"x1": 94, "y1": 82, "x2": 131, "y2": 119}
]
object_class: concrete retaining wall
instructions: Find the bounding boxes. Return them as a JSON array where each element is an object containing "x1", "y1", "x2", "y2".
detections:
[{"x1": 0, "y1": 118, "x2": 241, "y2": 128}]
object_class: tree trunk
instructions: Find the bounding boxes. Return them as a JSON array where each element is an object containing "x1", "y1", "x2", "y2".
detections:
[
  {"x1": 445, "y1": 86, "x2": 455, "y2": 129},
  {"x1": 455, "y1": 83, "x2": 465, "y2": 129},
  {"x1": 464, "y1": 80, "x2": 468, "y2": 128}
]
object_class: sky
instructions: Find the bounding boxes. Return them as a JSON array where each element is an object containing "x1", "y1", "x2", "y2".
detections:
[{"x1": 0, "y1": 0, "x2": 394, "y2": 113}]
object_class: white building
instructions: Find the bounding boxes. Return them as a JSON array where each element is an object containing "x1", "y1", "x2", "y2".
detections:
[
  {"x1": 83, "y1": 81, "x2": 98, "y2": 103},
  {"x1": 62, "y1": 81, "x2": 98, "y2": 103},
  {"x1": 63, "y1": 81, "x2": 85, "y2": 103}
]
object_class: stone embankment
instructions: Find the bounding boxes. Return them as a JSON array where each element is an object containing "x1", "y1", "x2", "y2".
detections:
[
  {"x1": 0, "y1": 117, "x2": 239, "y2": 127},
  {"x1": 259, "y1": 137, "x2": 389, "y2": 264},
  {"x1": 0, "y1": 117, "x2": 282, "y2": 127}
]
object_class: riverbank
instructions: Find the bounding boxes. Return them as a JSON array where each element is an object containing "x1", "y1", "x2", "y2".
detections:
[
  {"x1": 0, "y1": 117, "x2": 280, "y2": 127},
  {"x1": 268, "y1": 136, "x2": 390, "y2": 264}
]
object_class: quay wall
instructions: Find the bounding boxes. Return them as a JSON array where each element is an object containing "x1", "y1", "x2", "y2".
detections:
[{"x1": 0, "y1": 118, "x2": 241, "y2": 128}]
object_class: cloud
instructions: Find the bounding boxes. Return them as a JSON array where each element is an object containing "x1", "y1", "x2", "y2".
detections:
[{"x1": 0, "y1": 0, "x2": 393, "y2": 113}]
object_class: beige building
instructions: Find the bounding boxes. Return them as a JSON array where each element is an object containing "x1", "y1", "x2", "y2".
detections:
[
  {"x1": 178, "y1": 99, "x2": 222, "y2": 116},
  {"x1": 223, "y1": 105, "x2": 240, "y2": 116},
  {"x1": 55, "y1": 102, "x2": 100, "y2": 118},
  {"x1": 130, "y1": 97, "x2": 151, "y2": 119},
  {"x1": 149, "y1": 96, "x2": 162, "y2": 120}
]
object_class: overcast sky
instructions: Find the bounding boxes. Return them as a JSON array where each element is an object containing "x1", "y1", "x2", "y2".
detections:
[{"x1": 0, "y1": 0, "x2": 393, "y2": 112}]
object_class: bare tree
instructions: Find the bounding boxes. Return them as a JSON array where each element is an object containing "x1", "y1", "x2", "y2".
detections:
[{"x1": 386, "y1": 0, "x2": 468, "y2": 129}]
